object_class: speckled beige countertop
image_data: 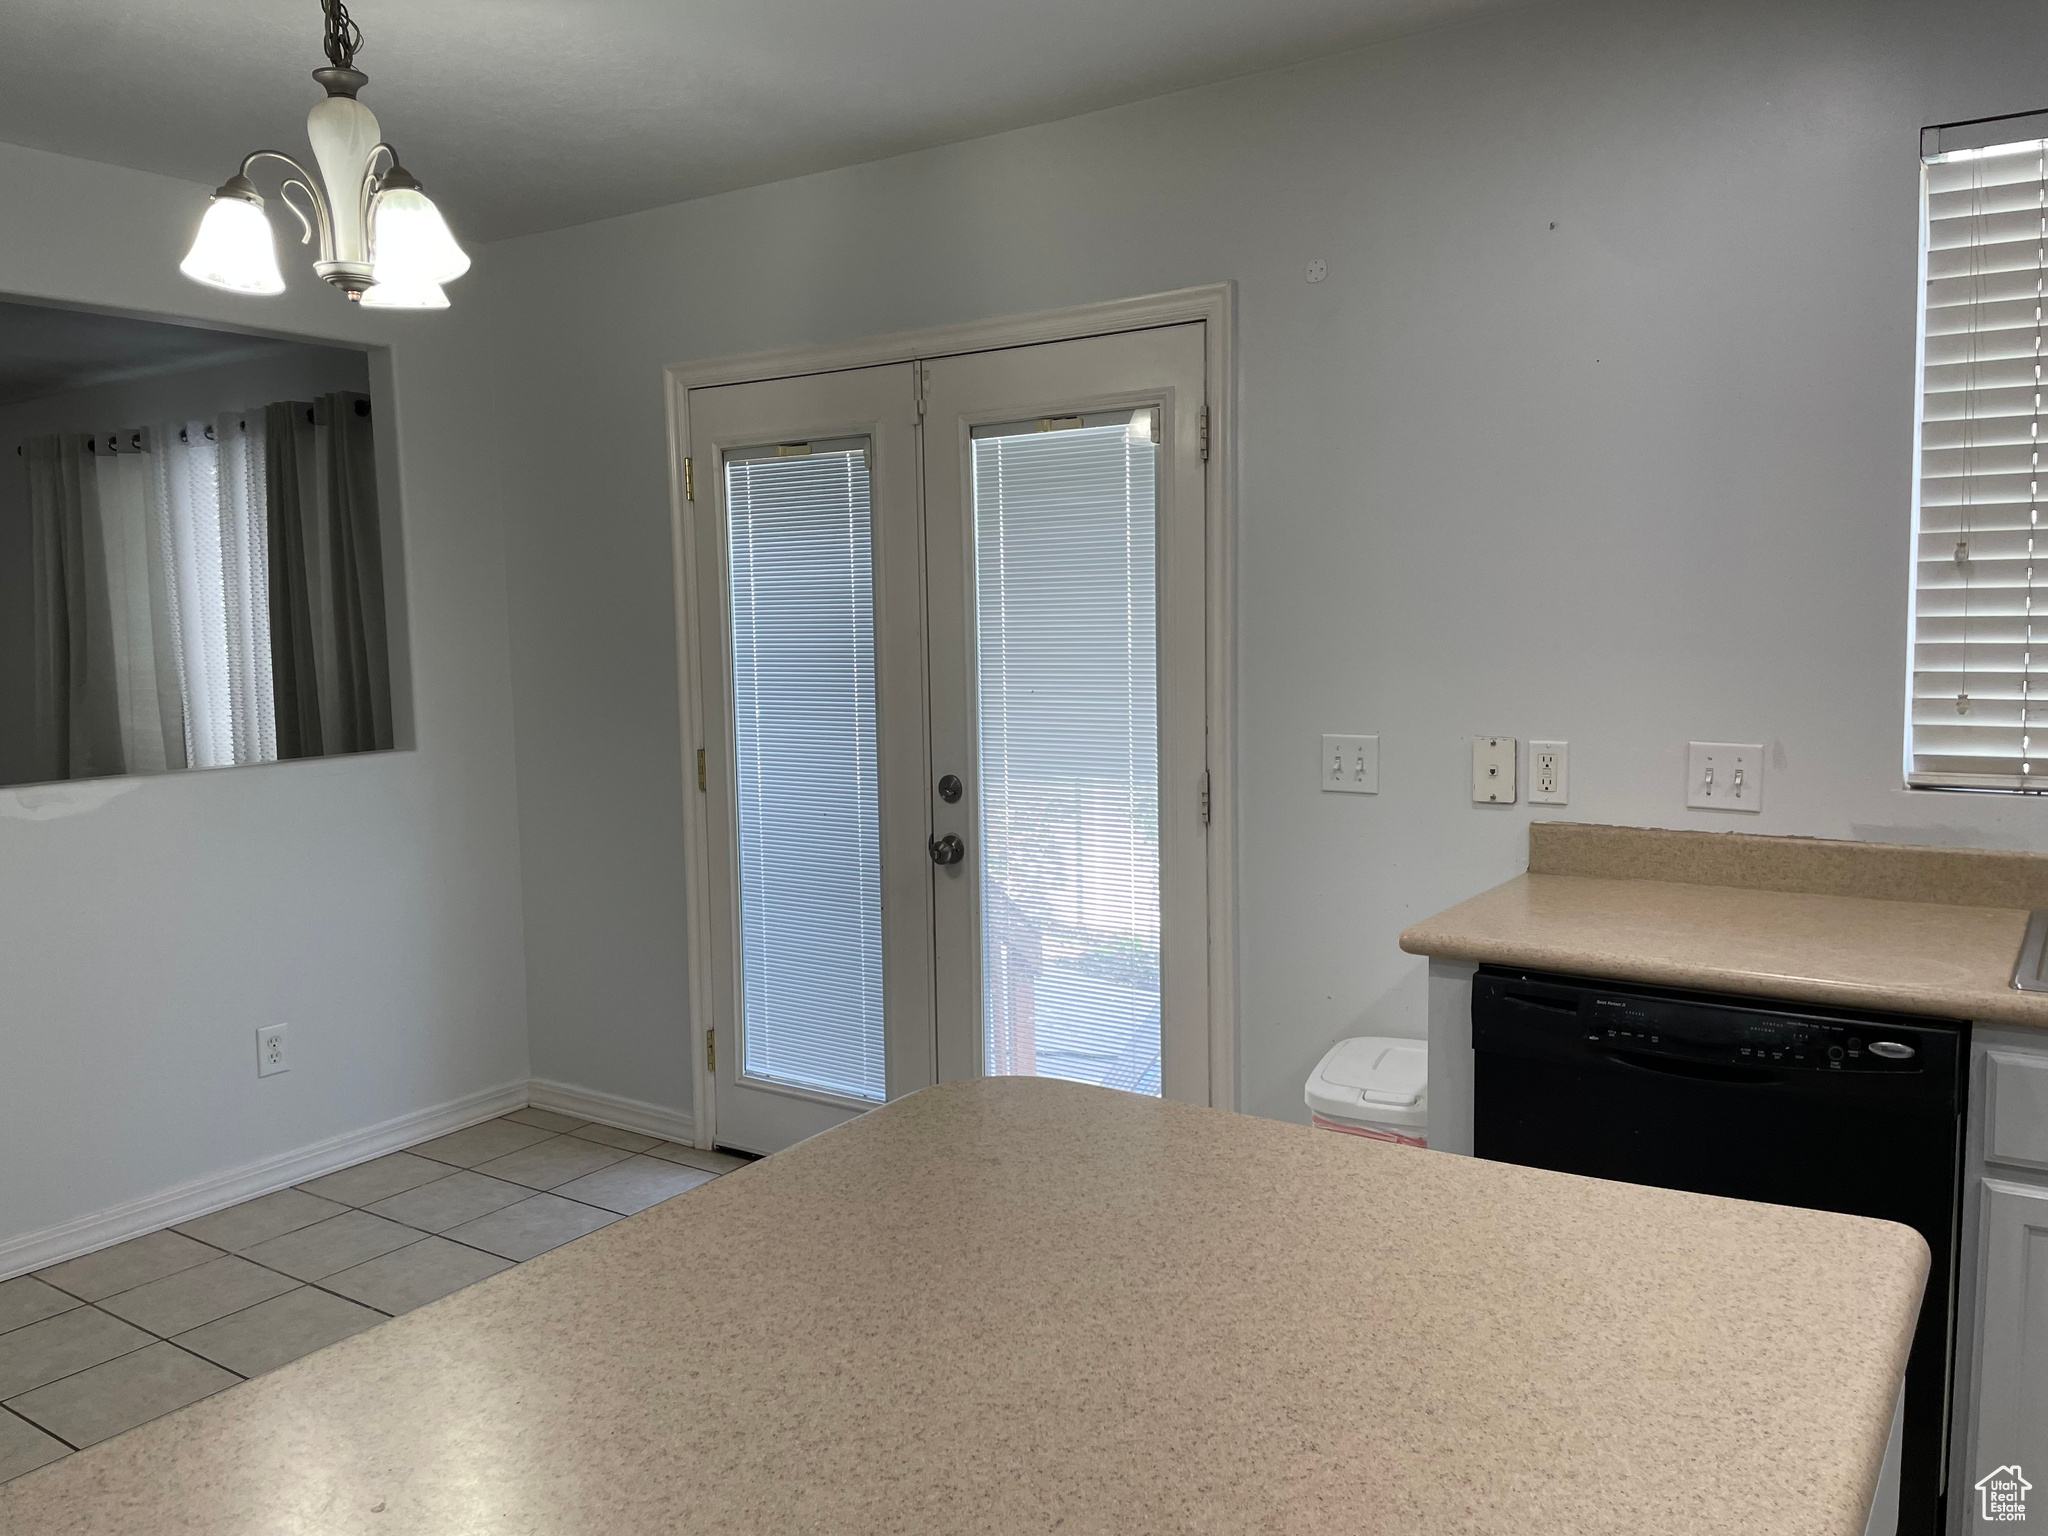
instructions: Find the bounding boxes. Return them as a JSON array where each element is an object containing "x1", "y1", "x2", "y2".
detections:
[
  {"x1": 1, "y1": 1078, "x2": 1923, "y2": 1536},
  {"x1": 1401, "y1": 823, "x2": 2048, "y2": 1027}
]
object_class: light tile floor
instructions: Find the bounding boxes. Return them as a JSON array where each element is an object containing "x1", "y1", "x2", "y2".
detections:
[{"x1": 0, "y1": 1110, "x2": 747, "y2": 1483}]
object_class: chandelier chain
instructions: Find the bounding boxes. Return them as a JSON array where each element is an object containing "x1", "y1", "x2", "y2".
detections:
[{"x1": 321, "y1": 0, "x2": 363, "y2": 70}]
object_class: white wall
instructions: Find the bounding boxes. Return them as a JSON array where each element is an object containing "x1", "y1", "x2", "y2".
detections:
[
  {"x1": 0, "y1": 343, "x2": 372, "y2": 787},
  {"x1": 0, "y1": 140, "x2": 529, "y2": 1252},
  {"x1": 483, "y1": 0, "x2": 2048, "y2": 1127}
]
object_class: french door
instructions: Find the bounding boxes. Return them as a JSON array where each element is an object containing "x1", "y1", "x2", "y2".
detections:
[{"x1": 687, "y1": 324, "x2": 1211, "y2": 1153}]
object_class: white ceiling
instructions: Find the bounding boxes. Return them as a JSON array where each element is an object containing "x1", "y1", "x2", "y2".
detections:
[
  {"x1": 0, "y1": 0, "x2": 1520, "y2": 243},
  {"x1": 0, "y1": 299, "x2": 329, "y2": 406}
]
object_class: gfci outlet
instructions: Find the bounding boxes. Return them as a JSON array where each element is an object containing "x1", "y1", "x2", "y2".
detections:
[
  {"x1": 1687, "y1": 742, "x2": 1764, "y2": 812},
  {"x1": 257, "y1": 1024, "x2": 290, "y2": 1077},
  {"x1": 1472, "y1": 736, "x2": 1517, "y2": 804},
  {"x1": 1530, "y1": 741, "x2": 1569, "y2": 805},
  {"x1": 1321, "y1": 733, "x2": 1379, "y2": 794}
]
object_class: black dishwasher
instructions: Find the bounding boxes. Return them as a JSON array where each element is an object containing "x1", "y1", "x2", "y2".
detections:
[{"x1": 1472, "y1": 966, "x2": 1966, "y2": 1536}]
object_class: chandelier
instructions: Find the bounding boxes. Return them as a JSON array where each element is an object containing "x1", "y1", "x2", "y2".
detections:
[{"x1": 179, "y1": 0, "x2": 469, "y2": 310}]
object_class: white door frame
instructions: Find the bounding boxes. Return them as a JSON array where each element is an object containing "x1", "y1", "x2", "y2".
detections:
[{"x1": 664, "y1": 283, "x2": 1238, "y2": 1150}]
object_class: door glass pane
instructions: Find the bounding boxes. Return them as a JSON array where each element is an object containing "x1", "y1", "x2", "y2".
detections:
[
  {"x1": 726, "y1": 442, "x2": 886, "y2": 1102},
  {"x1": 971, "y1": 411, "x2": 1160, "y2": 1096}
]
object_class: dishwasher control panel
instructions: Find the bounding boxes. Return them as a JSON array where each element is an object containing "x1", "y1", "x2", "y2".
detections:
[{"x1": 1556, "y1": 990, "x2": 1926, "y2": 1072}]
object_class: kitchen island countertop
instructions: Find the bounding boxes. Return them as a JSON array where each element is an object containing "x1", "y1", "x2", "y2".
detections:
[{"x1": 0, "y1": 1077, "x2": 1924, "y2": 1536}]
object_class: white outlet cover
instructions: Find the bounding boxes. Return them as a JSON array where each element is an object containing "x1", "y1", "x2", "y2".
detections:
[
  {"x1": 258, "y1": 1023, "x2": 290, "y2": 1077},
  {"x1": 1687, "y1": 742, "x2": 1764, "y2": 812},
  {"x1": 1321, "y1": 733, "x2": 1379, "y2": 794},
  {"x1": 1473, "y1": 736, "x2": 1517, "y2": 804},
  {"x1": 1529, "y1": 740, "x2": 1569, "y2": 805}
]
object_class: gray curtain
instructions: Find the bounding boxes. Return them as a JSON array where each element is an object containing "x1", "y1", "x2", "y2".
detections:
[
  {"x1": 266, "y1": 392, "x2": 391, "y2": 759},
  {"x1": 26, "y1": 435, "x2": 124, "y2": 780}
]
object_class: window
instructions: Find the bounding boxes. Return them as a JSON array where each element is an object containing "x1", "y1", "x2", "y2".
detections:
[
  {"x1": 971, "y1": 412, "x2": 1162, "y2": 1095},
  {"x1": 1912, "y1": 112, "x2": 2048, "y2": 789},
  {"x1": 724, "y1": 441, "x2": 888, "y2": 1103}
]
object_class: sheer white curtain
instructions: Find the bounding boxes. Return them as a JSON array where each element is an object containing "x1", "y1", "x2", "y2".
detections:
[
  {"x1": 92, "y1": 440, "x2": 186, "y2": 773},
  {"x1": 154, "y1": 418, "x2": 276, "y2": 769}
]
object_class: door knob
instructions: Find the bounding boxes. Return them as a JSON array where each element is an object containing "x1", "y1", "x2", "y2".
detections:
[{"x1": 929, "y1": 833, "x2": 965, "y2": 866}]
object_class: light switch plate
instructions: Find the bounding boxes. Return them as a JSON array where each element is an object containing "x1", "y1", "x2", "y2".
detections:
[
  {"x1": 1321, "y1": 734, "x2": 1379, "y2": 794},
  {"x1": 1530, "y1": 741, "x2": 1568, "y2": 804},
  {"x1": 1473, "y1": 736, "x2": 1517, "y2": 804},
  {"x1": 1687, "y1": 742, "x2": 1763, "y2": 812}
]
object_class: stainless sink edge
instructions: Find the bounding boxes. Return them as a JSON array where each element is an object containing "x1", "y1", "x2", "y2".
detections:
[{"x1": 2014, "y1": 911, "x2": 2048, "y2": 992}]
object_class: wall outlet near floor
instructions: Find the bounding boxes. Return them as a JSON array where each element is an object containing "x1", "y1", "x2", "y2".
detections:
[
  {"x1": 1687, "y1": 742, "x2": 1763, "y2": 812},
  {"x1": 1530, "y1": 740, "x2": 1569, "y2": 804},
  {"x1": 257, "y1": 1024, "x2": 290, "y2": 1077},
  {"x1": 1472, "y1": 736, "x2": 1517, "y2": 804},
  {"x1": 1321, "y1": 733, "x2": 1379, "y2": 794}
]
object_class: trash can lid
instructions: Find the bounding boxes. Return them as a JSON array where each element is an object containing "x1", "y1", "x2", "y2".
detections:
[{"x1": 1306, "y1": 1036, "x2": 1428, "y2": 1123}]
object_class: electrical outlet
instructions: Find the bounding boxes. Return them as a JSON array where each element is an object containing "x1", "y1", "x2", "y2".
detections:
[
  {"x1": 1687, "y1": 742, "x2": 1764, "y2": 812},
  {"x1": 1472, "y1": 736, "x2": 1517, "y2": 804},
  {"x1": 1321, "y1": 733, "x2": 1379, "y2": 794},
  {"x1": 257, "y1": 1024, "x2": 290, "y2": 1077},
  {"x1": 1530, "y1": 740, "x2": 1569, "y2": 804}
]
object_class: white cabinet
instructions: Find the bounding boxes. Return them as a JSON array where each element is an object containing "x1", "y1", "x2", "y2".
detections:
[
  {"x1": 1968, "y1": 1179, "x2": 2048, "y2": 1530},
  {"x1": 1955, "y1": 1030, "x2": 2048, "y2": 1534},
  {"x1": 1985, "y1": 1051, "x2": 2048, "y2": 1172}
]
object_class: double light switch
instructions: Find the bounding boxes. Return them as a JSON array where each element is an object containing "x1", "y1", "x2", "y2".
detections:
[
  {"x1": 1687, "y1": 742, "x2": 1763, "y2": 811},
  {"x1": 1322, "y1": 735, "x2": 1379, "y2": 794}
]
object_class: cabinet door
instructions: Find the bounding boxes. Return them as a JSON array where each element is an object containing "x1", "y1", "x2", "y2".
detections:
[{"x1": 1969, "y1": 1179, "x2": 2048, "y2": 1530}]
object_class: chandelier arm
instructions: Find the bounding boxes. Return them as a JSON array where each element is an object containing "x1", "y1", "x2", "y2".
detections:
[
  {"x1": 359, "y1": 144, "x2": 398, "y2": 258},
  {"x1": 237, "y1": 150, "x2": 335, "y2": 262},
  {"x1": 276, "y1": 180, "x2": 324, "y2": 250},
  {"x1": 238, "y1": 148, "x2": 319, "y2": 187}
]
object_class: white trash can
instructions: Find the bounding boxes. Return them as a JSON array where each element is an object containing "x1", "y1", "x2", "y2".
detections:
[{"x1": 1305, "y1": 1036, "x2": 1428, "y2": 1148}]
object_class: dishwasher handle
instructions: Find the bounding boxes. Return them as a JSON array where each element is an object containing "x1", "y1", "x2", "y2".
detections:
[{"x1": 1595, "y1": 1043, "x2": 1786, "y2": 1087}]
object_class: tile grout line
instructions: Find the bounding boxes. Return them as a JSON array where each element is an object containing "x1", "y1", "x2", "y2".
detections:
[
  {"x1": 0, "y1": 1397, "x2": 80, "y2": 1454},
  {"x1": 0, "y1": 1332, "x2": 242, "y2": 1424},
  {"x1": 30, "y1": 1232, "x2": 235, "y2": 1306},
  {"x1": 2, "y1": 1337, "x2": 248, "y2": 1462}
]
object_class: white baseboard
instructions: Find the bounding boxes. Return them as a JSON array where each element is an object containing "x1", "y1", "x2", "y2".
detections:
[
  {"x1": 0, "y1": 1079, "x2": 528, "y2": 1283},
  {"x1": 527, "y1": 1077, "x2": 695, "y2": 1146}
]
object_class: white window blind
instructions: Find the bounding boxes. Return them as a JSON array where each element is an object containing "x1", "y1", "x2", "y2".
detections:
[
  {"x1": 972, "y1": 412, "x2": 1162, "y2": 1096},
  {"x1": 725, "y1": 442, "x2": 887, "y2": 1102},
  {"x1": 1913, "y1": 119, "x2": 2048, "y2": 789}
]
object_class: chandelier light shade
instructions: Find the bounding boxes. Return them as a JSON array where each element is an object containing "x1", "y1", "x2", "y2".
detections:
[
  {"x1": 177, "y1": 186, "x2": 287, "y2": 295},
  {"x1": 179, "y1": 0, "x2": 468, "y2": 310},
  {"x1": 359, "y1": 279, "x2": 451, "y2": 310},
  {"x1": 369, "y1": 176, "x2": 472, "y2": 287}
]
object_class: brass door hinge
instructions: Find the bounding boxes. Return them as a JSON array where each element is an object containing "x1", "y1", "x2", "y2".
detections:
[
  {"x1": 697, "y1": 748, "x2": 706, "y2": 792},
  {"x1": 706, "y1": 1028, "x2": 716, "y2": 1073},
  {"x1": 684, "y1": 456, "x2": 694, "y2": 501}
]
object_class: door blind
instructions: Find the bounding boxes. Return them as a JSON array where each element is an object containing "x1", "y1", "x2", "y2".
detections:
[
  {"x1": 971, "y1": 412, "x2": 1162, "y2": 1095},
  {"x1": 725, "y1": 443, "x2": 886, "y2": 1102},
  {"x1": 1914, "y1": 122, "x2": 2048, "y2": 789}
]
